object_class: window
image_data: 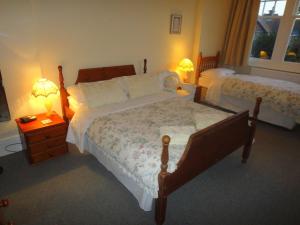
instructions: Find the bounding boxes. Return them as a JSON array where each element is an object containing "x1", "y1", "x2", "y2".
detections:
[
  {"x1": 251, "y1": 0, "x2": 287, "y2": 60},
  {"x1": 285, "y1": 19, "x2": 300, "y2": 63},
  {"x1": 249, "y1": 0, "x2": 300, "y2": 72}
]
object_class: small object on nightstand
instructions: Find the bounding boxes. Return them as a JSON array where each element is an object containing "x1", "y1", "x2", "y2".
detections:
[
  {"x1": 177, "y1": 89, "x2": 190, "y2": 97},
  {"x1": 15, "y1": 112, "x2": 68, "y2": 164},
  {"x1": 41, "y1": 118, "x2": 52, "y2": 124},
  {"x1": 20, "y1": 115, "x2": 37, "y2": 123}
]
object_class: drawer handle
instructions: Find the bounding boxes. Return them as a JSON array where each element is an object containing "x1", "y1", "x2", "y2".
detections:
[{"x1": 45, "y1": 135, "x2": 50, "y2": 139}]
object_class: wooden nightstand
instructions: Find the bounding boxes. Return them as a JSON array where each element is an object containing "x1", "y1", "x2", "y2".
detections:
[{"x1": 15, "y1": 112, "x2": 68, "y2": 164}]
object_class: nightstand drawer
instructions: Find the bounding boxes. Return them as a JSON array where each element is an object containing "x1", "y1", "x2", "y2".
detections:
[
  {"x1": 31, "y1": 144, "x2": 67, "y2": 164},
  {"x1": 26, "y1": 125, "x2": 67, "y2": 143},
  {"x1": 28, "y1": 136, "x2": 66, "y2": 154}
]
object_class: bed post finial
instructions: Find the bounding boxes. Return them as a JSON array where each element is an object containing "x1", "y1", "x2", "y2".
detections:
[
  {"x1": 216, "y1": 51, "x2": 220, "y2": 66},
  {"x1": 143, "y1": 58, "x2": 147, "y2": 74},
  {"x1": 161, "y1": 135, "x2": 170, "y2": 175},
  {"x1": 155, "y1": 135, "x2": 170, "y2": 225},
  {"x1": 58, "y1": 65, "x2": 69, "y2": 123},
  {"x1": 242, "y1": 97, "x2": 262, "y2": 163}
]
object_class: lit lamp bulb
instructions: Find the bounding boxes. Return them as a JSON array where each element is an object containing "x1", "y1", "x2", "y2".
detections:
[
  {"x1": 178, "y1": 58, "x2": 194, "y2": 83},
  {"x1": 32, "y1": 78, "x2": 58, "y2": 117}
]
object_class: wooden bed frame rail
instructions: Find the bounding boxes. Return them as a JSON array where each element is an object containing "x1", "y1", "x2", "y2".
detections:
[{"x1": 156, "y1": 97, "x2": 262, "y2": 225}]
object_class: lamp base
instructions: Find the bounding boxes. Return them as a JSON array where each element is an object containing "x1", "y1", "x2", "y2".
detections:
[
  {"x1": 44, "y1": 98, "x2": 53, "y2": 117},
  {"x1": 45, "y1": 110, "x2": 53, "y2": 117}
]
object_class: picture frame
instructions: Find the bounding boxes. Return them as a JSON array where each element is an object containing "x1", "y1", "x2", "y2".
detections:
[{"x1": 170, "y1": 14, "x2": 182, "y2": 34}]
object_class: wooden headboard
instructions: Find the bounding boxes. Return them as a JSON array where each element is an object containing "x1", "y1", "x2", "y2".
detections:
[
  {"x1": 59, "y1": 59, "x2": 147, "y2": 123},
  {"x1": 195, "y1": 52, "x2": 220, "y2": 84}
]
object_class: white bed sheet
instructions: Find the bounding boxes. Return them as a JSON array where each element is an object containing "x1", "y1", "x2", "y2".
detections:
[
  {"x1": 199, "y1": 74, "x2": 299, "y2": 129},
  {"x1": 86, "y1": 135, "x2": 154, "y2": 211},
  {"x1": 218, "y1": 95, "x2": 295, "y2": 129}
]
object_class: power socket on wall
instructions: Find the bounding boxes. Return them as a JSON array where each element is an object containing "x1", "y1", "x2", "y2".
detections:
[{"x1": 0, "y1": 135, "x2": 22, "y2": 157}]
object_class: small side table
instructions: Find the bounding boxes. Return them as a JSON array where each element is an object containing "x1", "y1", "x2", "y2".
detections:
[{"x1": 15, "y1": 112, "x2": 68, "y2": 164}]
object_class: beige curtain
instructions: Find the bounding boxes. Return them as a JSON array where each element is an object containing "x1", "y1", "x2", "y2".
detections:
[{"x1": 221, "y1": 0, "x2": 260, "y2": 66}]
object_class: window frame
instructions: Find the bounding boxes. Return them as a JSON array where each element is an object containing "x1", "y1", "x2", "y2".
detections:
[{"x1": 249, "y1": 0, "x2": 300, "y2": 73}]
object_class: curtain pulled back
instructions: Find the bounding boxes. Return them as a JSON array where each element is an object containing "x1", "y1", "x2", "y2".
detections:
[{"x1": 221, "y1": 0, "x2": 260, "y2": 66}]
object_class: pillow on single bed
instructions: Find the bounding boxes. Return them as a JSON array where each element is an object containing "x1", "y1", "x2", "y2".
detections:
[
  {"x1": 78, "y1": 79, "x2": 128, "y2": 108},
  {"x1": 201, "y1": 68, "x2": 235, "y2": 78},
  {"x1": 125, "y1": 73, "x2": 162, "y2": 99}
]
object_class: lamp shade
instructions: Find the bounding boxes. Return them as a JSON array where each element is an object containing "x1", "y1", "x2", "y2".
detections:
[
  {"x1": 32, "y1": 78, "x2": 58, "y2": 98},
  {"x1": 178, "y1": 58, "x2": 194, "y2": 72}
]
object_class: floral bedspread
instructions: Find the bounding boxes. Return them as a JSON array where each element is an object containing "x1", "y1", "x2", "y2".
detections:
[
  {"x1": 222, "y1": 75, "x2": 300, "y2": 119},
  {"x1": 87, "y1": 98, "x2": 231, "y2": 198}
]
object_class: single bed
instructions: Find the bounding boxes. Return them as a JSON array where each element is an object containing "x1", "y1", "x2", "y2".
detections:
[
  {"x1": 196, "y1": 53, "x2": 300, "y2": 130},
  {"x1": 58, "y1": 61, "x2": 261, "y2": 225}
]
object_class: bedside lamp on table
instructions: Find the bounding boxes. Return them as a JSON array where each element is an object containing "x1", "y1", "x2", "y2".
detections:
[
  {"x1": 32, "y1": 78, "x2": 58, "y2": 123},
  {"x1": 178, "y1": 58, "x2": 194, "y2": 83}
]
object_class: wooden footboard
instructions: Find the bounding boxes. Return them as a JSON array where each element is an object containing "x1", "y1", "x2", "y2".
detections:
[{"x1": 155, "y1": 97, "x2": 262, "y2": 225}]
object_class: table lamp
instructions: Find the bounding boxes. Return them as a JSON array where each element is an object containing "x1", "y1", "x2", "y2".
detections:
[
  {"x1": 178, "y1": 58, "x2": 194, "y2": 83},
  {"x1": 32, "y1": 78, "x2": 58, "y2": 118}
]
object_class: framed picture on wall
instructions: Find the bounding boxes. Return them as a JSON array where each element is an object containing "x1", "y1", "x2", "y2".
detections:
[{"x1": 170, "y1": 14, "x2": 182, "y2": 34}]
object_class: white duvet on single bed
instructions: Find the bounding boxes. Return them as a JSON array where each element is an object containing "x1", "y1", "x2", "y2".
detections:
[{"x1": 202, "y1": 73, "x2": 300, "y2": 129}]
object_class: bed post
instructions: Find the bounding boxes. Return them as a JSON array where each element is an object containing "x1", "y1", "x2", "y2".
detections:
[
  {"x1": 155, "y1": 135, "x2": 170, "y2": 225},
  {"x1": 242, "y1": 97, "x2": 262, "y2": 163},
  {"x1": 216, "y1": 51, "x2": 220, "y2": 66},
  {"x1": 143, "y1": 58, "x2": 147, "y2": 74},
  {"x1": 58, "y1": 65, "x2": 69, "y2": 123}
]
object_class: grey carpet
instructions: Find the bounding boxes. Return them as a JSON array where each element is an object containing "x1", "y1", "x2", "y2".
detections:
[{"x1": 0, "y1": 122, "x2": 299, "y2": 225}]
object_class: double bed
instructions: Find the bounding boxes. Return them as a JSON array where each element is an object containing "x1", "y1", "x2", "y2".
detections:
[
  {"x1": 196, "y1": 53, "x2": 300, "y2": 129},
  {"x1": 58, "y1": 61, "x2": 261, "y2": 225}
]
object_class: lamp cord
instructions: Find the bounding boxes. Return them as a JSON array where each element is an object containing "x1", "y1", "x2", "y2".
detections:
[{"x1": 4, "y1": 143, "x2": 22, "y2": 153}]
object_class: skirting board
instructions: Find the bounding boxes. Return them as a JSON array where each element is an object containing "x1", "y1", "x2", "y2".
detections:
[{"x1": 0, "y1": 134, "x2": 22, "y2": 157}]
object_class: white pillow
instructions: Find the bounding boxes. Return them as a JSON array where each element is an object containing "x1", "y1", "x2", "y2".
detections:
[
  {"x1": 66, "y1": 85, "x2": 85, "y2": 103},
  {"x1": 201, "y1": 68, "x2": 235, "y2": 78},
  {"x1": 78, "y1": 79, "x2": 128, "y2": 108},
  {"x1": 67, "y1": 96, "x2": 82, "y2": 112},
  {"x1": 125, "y1": 73, "x2": 162, "y2": 99},
  {"x1": 159, "y1": 71, "x2": 180, "y2": 92},
  {"x1": 163, "y1": 75, "x2": 179, "y2": 92},
  {"x1": 111, "y1": 76, "x2": 129, "y2": 96}
]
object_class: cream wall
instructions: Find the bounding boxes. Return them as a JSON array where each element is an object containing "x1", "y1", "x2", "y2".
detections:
[
  {"x1": 192, "y1": 0, "x2": 232, "y2": 82},
  {"x1": 198, "y1": 0, "x2": 232, "y2": 56},
  {"x1": 0, "y1": 0, "x2": 198, "y2": 119}
]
